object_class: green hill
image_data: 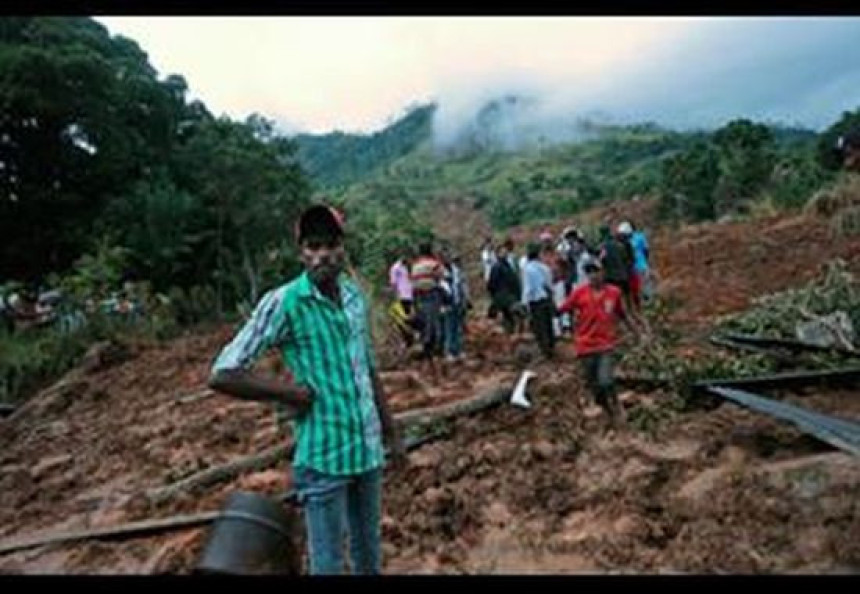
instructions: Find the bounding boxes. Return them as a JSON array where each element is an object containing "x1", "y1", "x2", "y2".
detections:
[{"x1": 293, "y1": 99, "x2": 838, "y2": 234}]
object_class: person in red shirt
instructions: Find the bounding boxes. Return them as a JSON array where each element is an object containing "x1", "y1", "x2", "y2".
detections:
[{"x1": 557, "y1": 257, "x2": 645, "y2": 428}]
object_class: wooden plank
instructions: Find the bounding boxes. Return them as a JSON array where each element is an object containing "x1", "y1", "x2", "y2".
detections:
[{"x1": 0, "y1": 511, "x2": 221, "y2": 557}]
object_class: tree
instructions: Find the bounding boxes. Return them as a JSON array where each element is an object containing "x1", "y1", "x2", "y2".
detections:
[
  {"x1": 711, "y1": 119, "x2": 775, "y2": 216},
  {"x1": 817, "y1": 107, "x2": 860, "y2": 170},
  {"x1": 659, "y1": 143, "x2": 721, "y2": 222}
]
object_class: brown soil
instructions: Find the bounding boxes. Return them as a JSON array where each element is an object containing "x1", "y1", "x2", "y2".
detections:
[{"x1": 2, "y1": 200, "x2": 860, "y2": 574}]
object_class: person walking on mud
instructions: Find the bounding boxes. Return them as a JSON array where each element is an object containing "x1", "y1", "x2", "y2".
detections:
[
  {"x1": 557, "y1": 258, "x2": 646, "y2": 430},
  {"x1": 208, "y1": 204, "x2": 405, "y2": 575},
  {"x1": 410, "y1": 241, "x2": 446, "y2": 379}
]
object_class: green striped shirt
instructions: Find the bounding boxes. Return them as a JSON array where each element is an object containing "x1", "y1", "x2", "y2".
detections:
[{"x1": 212, "y1": 271, "x2": 384, "y2": 476}]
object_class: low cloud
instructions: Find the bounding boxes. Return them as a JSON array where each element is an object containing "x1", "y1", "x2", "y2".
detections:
[{"x1": 430, "y1": 17, "x2": 860, "y2": 151}]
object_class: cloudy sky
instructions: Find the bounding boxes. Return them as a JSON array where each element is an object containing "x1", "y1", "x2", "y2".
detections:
[{"x1": 97, "y1": 17, "x2": 860, "y2": 137}]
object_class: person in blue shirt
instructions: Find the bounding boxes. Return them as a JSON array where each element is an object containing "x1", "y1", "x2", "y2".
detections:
[
  {"x1": 620, "y1": 220, "x2": 652, "y2": 308},
  {"x1": 522, "y1": 241, "x2": 556, "y2": 359}
]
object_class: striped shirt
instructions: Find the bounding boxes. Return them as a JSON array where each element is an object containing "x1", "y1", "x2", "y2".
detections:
[
  {"x1": 410, "y1": 256, "x2": 443, "y2": 295},
  {"x1": 211, "y1": 271, "x2": 384, "y2": 476}
]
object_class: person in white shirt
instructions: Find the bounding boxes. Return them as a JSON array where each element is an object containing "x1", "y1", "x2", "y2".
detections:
[
  {"x1": 480, "y1": 237, "x2": 496, "y2": 283},
  {"x1": 522, "y1": 242, "x2": 556, "y2": 359}
]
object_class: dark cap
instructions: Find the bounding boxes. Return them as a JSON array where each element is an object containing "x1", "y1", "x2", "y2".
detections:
[{"x1": 296, "y1": 205, "x2": 345, "y2": 243}]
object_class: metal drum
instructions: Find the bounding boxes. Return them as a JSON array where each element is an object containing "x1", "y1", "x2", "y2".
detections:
[{"x1": 195, "y1": 491, "x2": 300, "y2": 575}]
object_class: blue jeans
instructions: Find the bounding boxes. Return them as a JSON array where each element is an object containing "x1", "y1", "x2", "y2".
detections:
[
  {"x1": 443, "y1": 304, "x2": 464, "y2": 357},
  {"x1": 293, "y1": 466, "x2": 382, "y2": 575}
]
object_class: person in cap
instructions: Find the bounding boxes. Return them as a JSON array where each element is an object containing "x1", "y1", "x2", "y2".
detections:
[
  {"x1": 209, "y1": 204, "x2": 404, "y2": 575},
  {"x1": 557, "y1": 257, "x2": 646, "y2": 430}
]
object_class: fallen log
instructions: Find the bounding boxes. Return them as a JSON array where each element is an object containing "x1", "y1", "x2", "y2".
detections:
[
  {"x1": 0, "y1": 386, "x2": 503, "y2": 558},
  {"x1": 2, "y1": 371, "x2": 85, "y2": 424},
  {"x1": 705, "y1": 385, "x2": 860, "y2": 457},
  {"x1": 0, "y1": 511, "x2": 221, "y2": 557},
  {"x1": 693, "y1": 366, "x2": 860, "y2": 394},
  {"x1": 393, "y1": 383, "x2": 513, "y2": 429},
  {"x1": 147, "y1": 382, "x2": 504, "y2": 505},
  {"x1": 146, "y1": 444, "x2": 294, "y2": 505}
]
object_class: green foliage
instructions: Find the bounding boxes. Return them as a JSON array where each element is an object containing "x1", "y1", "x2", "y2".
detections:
[
  {"x1": 718, "y1": 258, "x2": 860, "y2": 339},
  {"x1": 817, "y1": 107, "x2": 860, "y2": 170},
  {"x1": 336, "y1": 183, "x2": 435, "y2": 289},
  {"x1": 294, "y1": 104, "x2": 435, "y2": 188},
  {"x1": 0, "y1": 17, "x2": 311, "y2": 316},
  {"x1": 60, "y1": 236, "x2": 131, "y2": 302},
  {"x1": 659, "y1": 142, "x2": 721, "y2": 221},
  {"x1": 712, "y1": 119, "x2": 776, "y2": 215}
]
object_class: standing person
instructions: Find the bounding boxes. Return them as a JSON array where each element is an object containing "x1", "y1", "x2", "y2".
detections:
[
  {"x1": 410, "y1": 241, "x2": 446, "y2": 377},
  {"x1": 597, "y1": 224, "x2": 634, "y2": 312},
  {"x1": 627, "y1": 221, "x2": 653, "y2": 305},
  {"x1": 487, "y1": 240, "x2": 523, "y2": 336},
  {"x1": 208, "y1": 204, "x2": 404, "y2": 575},
  {"x1": 522, "y1": 242, "x2": 556, "y2": 359},
  {"x1": 480, "y1": 237, "x2": 496, "y2": 284},
  {"x1": 557, "y1": 259, "x2": 645, "y2": 429},
  {"x1": 616, "y1": 221, "x2": 642, "y2": 312},
  {"x1": 388, "y1": 249, "x2": 414, "y2": 317},
  {"x1": 388, "y1": 250, "x2": 416, "y2": 349},
  {"x1": 442, "y1": 252, "x2": 469, "y2": 362}
]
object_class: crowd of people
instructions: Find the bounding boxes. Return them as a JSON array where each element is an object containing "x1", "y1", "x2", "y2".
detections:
[
  {"x1": 382, "y1": 218, "x2": 655, "y2": 427},
  {"x1": 386, "y1": 243, "x2": 471, "y2": 379},
  {"x1": 479, "y1": 220, "x2": 654, "y2": 426}
]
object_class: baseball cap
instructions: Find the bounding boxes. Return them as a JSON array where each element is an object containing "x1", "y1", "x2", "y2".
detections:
[
  {"x1": 617, "y1": 221, "x2": 633, "y2": 235},
  {"x1": 296, "y1": 204, "x2": 345, "y2": 243}
]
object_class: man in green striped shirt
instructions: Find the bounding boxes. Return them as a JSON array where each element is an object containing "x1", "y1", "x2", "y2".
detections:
[{"x1": 209, "y1": 204, "x2": 404, "y2": 575}]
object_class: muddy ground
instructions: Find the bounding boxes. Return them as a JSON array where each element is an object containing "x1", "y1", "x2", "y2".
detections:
[{"x1": 1, "y1": 201, "x2": 859, "y2": 574}]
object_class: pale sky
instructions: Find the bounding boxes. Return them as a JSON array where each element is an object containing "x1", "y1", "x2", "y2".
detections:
[
  {"x1": 96, "y1": 17, "x2": 860, "y2": 136},
  {"x1": 97, "y1": 17, "x2": 700, "y2": 134}
]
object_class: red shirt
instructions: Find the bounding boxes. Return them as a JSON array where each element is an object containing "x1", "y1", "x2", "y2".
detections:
[{"x1": 558, "y1": 283, "x2": 625, "y2": 356}]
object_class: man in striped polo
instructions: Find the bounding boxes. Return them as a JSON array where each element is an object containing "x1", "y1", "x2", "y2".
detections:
[{"x1": 209, "y1": 204, "x2": 404, "y2": 575}]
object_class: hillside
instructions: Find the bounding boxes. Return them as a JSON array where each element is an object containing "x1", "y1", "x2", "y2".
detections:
[{"x1": 295, "y1": 101, "x2": 828, "y2": 234}]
